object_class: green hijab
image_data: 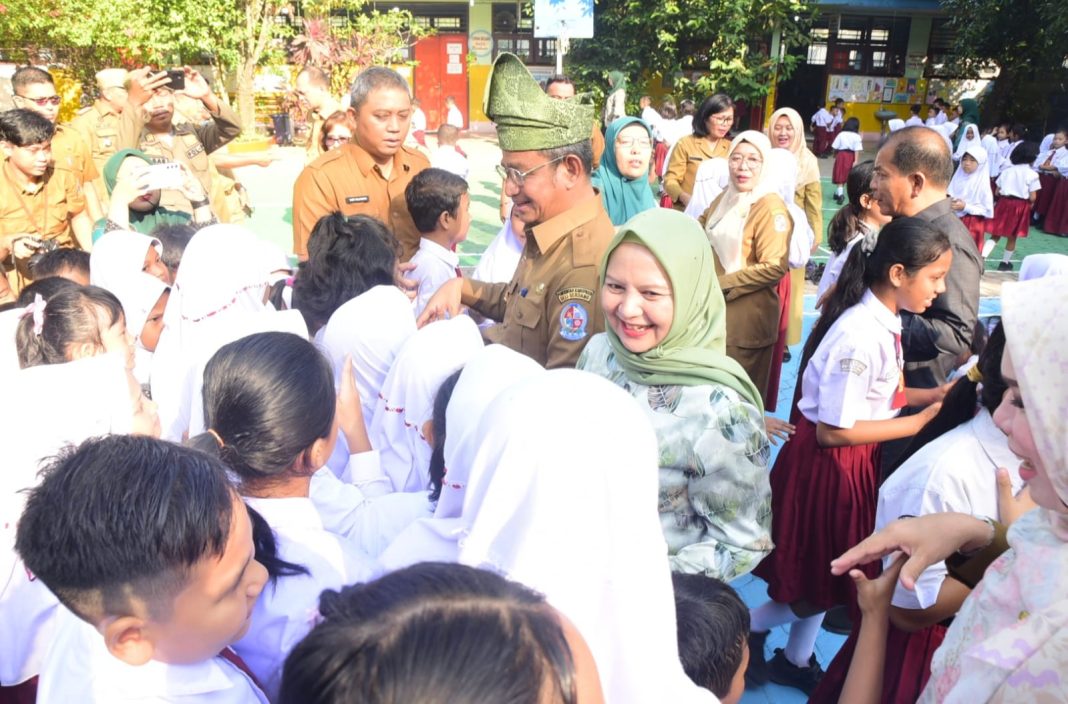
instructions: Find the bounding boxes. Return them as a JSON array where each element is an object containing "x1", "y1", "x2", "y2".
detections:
[
  {"x1": 592, "y1": 117, "x2": 657, "y2": 225},
  {"x1": 97, "y1": 149, "x2": 191, "y2": 241},
  {"x1": 600, "y1": 208, "x2": 764, "y2": 411},
  {"x1": 607, "y1": 71, "x2": 627, "y2": 91},
  {"x1": 954, "y1": 98, "x2": 982, "y2": 149}
]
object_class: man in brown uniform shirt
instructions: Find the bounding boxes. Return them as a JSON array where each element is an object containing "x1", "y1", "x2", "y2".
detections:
[
  {"x1": 294, "y1": 65, "x2": 345, "y2": 163},
  {"x1": 292, "y1": 67, "x2": 428, "y2": 262},
  {"x1": 419, "y1": 53, "x2": 615, "y2": 369},
  {"x1": 69, "y1": 68, "x2": 129, "y2": 208}
]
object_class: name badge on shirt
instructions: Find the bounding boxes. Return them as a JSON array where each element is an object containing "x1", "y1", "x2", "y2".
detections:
[
  {"x1": 345, "y1": 195, "x2": 370, "y2": 204},
  {"x1": 185, "y1": 143, "x2": 205, "y2": 159}
]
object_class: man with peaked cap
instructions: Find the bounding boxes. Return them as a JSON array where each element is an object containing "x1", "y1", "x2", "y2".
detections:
[
  {"x1": 70, "y1": 68, "x2": 129, "y2": 208},
  {"x1": 418, "y1": 53, "x2": 615, "y2": 369}
]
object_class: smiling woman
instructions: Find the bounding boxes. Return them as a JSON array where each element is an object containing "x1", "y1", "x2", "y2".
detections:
[{"x1": 591, "y1": 117, "x2": 657, "y2": 225}]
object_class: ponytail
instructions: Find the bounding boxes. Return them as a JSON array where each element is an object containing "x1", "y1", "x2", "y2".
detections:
[
  {"x1": 827, "y1": 160, "x2": 876, "y2": 255},
  {"x1": 16, "y1": 285, "x2": 124, "y2": 369},
  {"x1": 427, "y1": 368, "x2": 463, "y2": 502}
]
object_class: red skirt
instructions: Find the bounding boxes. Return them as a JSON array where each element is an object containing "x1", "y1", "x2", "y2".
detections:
[
  {"x1": 809, "y1": 621, "x2": 947, "y2": 704},
  {"x1": 1043, "y1": 178, "x2": 1068, "y2": 236},
  {"x1": 814, "y1": 126, "x2": 832, "y2": 155},
  {"x1": 1034, "y1": 173, "x2": 1061, "y2": 217},
  {"x1": 960, "y1": 214, "x2": 987, "y2": 251},
  {"x1": 986, "y1": 196, "x2": 1032, "y2": 237},
  {"x1": 765, "y1": 273, "x2": 792, "y2": 413},
  {"x1": 832, "y1": 150, "x2": 856, "y2": 184},
  {"x1": 0, "y1": 678, "x2": 37, "y2": 704},
  {"x1": 751, "y1": 415, "x2": 880, "y2": 609}
]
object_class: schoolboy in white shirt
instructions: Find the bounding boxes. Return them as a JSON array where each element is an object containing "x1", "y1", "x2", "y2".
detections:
[
  {"x1": 429, "y1": 123, "x2": 469, "y2": 180},
  {"x1": 404, "y1": 168, "x2": 471, "y2": 318},
  {"x1": 17, "y1": 436, "x2": 271, "y2": 703}
]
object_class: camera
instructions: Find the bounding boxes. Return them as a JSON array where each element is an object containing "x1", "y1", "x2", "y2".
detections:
[{"x1": 16, "y1": 237, "x2": 59, "y2": 280}]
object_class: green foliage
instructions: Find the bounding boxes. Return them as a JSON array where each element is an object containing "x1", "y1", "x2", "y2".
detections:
[{"x1": 566, "y1": 0, "x2": 815, "y2": 104}]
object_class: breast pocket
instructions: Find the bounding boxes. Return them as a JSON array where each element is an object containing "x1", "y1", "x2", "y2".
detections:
[
  {"x1": 93, "y1": 128, "x2": 119, "y2": 160},
  {"x1": 513, "y1": 293, "x2": 543, "y2": 331}
]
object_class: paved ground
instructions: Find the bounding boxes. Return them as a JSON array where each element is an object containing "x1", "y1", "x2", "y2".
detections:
[{"x1": 231, "y1": 133, "x2": 1021, "y2": 704}]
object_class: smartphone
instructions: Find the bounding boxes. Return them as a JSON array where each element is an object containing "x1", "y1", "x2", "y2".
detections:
[
  {"x1": 142, "y1": 162, "x2": 184, "y2": 191},
  {"x1": 166, "y1": 69, "x2": 185, "y2": 91}
]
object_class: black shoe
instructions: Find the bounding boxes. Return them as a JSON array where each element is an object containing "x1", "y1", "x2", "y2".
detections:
[
  {"x1": 783, "y1": 348, "x2": 792, "y2": 363},
  {"x1": 767, "y1": 648, "x2": 825, "y2": 695},
  {"x1": 744, "y1": 631, "x2": 771, "y2": 687},
  {"x1": 997, "y1": 261, "x2": 1014, "y2": 272},
  {"x1": 820, "y1": 605, "x2": 853, "y2": 635}
]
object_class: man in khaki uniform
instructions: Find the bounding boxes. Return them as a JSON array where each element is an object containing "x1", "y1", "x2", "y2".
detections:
[
  {"x1": 11, "y1": 66, "x2": 103, "y2": 222},
  {"x1": 119, "y1": 66, "x2": 241, "y2": 214},
  {"x1": 292, "y1": 67, "x2": 428, "y2": 262},
  {"x1": 295, "y1": 65, "x2": 344, "y2": 163},
  {"x1": 69, "y1": 68, "x2": 128, "y2": 208},
  {"x1": 419, "y1": 53, "x2": 615, "y2": 369}
]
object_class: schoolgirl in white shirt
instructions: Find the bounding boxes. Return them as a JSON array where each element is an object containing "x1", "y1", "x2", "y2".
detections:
[
  {"x1": 818, "y1": 160, "x2": 890, "y2": 303},
  {"x1": 1032, "y1": 127, "x2": 1068, "y2": 225},
  {"x1": 986, "y1": 141, "x2": 1041, "y2": 270},
  {"x1": 747, "y1": 217, "x2": 950, "y2": 694},
  {"x1": 947, "y1": 144, "x2": 995, "y2": 251}
]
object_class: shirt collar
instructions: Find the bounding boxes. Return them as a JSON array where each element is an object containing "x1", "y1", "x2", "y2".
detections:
[
  {"x1": 347, "y1": 142, "x2": 410, "y2": 180},
  {"x1": 860, "y1": 289, "x2": 902, "y2": 334},
  {"x1": 418, "y1": 238, "x2": 459, "y2": 267},
  {"x1": 530, "y1": 193, "x2": 603, "y2": 253},
  {"x1": 915, "y1": 197, "x2": 953, "y2": 221},
  {"x1": 3, "y1": 160, "x2": 45, "y2": 194},
  {"x1": 94, "y1": 100, "x2": 119, "y2": 117}
]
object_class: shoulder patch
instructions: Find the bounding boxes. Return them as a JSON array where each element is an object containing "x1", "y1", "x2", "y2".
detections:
[
  {"x1": 773, "y1": 212, "x2": 790, "y2": 233},
  {"x1": 559, "y1": 302, "x2": 589, "y2": 341},
  {"x1": 557, "y1": 286, "x2": 594, "y2": 304},
  {"x1": 838, "y1": 358, "x2": 868, "y2": 376}
]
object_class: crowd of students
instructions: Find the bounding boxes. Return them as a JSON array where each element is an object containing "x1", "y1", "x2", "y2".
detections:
[{"x1": 2, "y1": 51, "x2": 1068, "y2": 704}]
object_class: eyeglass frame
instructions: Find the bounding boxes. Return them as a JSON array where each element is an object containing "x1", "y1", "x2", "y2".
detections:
[
  {"x1": 15, "y1": 94, "x2": 61, "y2": 107},
  {"x1": 495, "y1": 154, "x2": 568, "y2": 187},
  {"x1": 324, "y1": 134, "x2": 351, "y2": 144},
  {"x1": 615, "y1": 137, "x2": 653, "y2": 150},
  {"x1": 727, "y1": 155, "x2": 763, "y2": 170},
  {"x1": 708, "y1": 114, "x2": 735, "y2": 125}
]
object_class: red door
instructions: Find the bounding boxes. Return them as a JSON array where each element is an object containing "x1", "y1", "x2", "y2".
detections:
[{"x1": 413, "y1": 35, "x2": 468, "y2": 130}]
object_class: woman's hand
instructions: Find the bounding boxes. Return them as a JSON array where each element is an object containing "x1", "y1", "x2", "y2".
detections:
[
  {"x1": 765, "y1": 416, "x2": 796, "y2": 446},
  {"x1": 110, "y1": 163, "x2": 153, "y2": 207}
]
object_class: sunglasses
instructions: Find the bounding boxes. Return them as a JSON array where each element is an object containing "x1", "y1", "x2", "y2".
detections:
[{"x1": 17, "y1": 95, "x2": 61, "y2": 107}]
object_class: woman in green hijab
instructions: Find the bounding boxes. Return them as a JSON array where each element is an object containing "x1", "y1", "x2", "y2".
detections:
[
  {"x1": 592, "y1": 117, "x2": 657, "y2": 225},
  {"x1": 954, "y1": 98, "x2": 982, "y2": 150},
  {"x1": 603, "y1": 70, "x2": 628, "y2": 129},
  {"x1": 577, "y1": 207, "x2": 772, "y2": 581},
  {"x1": 93, "y1": 149, "x2": 215, "y2": 243}
]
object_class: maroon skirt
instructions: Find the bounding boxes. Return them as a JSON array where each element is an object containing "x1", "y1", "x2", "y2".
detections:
[
  {"x1": 751, "y1": 415, "x2": 880, "y2": 609},
  {"x1": 960, "y1": 214, "x2": 987, "y2": 251},
  {"x1": 0, "y1": 678, "x2": 37, "y2": 704},
  {"x1": 814, "y1": 126, "x2": 832, "y2": 155},
  {"x1": 809, "y1": 620, "x2": 947, "y2": 704},
  {"x1": 765, "y1": 273, "x2": 791, "y2": 413},
  {"x1": 1043, "y1": 178, "x2": 1068, "y2": 236},
  {"x1": 832, "y1": 150, "x2": 856, "y2": 184},
  {"x1": 986, "y1": 196, "x2": 1032, "y2": 238},
  {"x1": 1034, "y1": 173, "x2": 1061, "y2": 217}
]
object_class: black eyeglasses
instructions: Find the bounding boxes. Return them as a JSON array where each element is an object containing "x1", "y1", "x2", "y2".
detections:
[{"x1": 17, "y1": 95, "x2": 61, "y2": 107}]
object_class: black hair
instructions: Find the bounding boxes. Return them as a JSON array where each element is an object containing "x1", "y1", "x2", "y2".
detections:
[
  {"x1": 800, "y1": 217, "x2": 951, "y2": 372},
  {"x1": 545, "y1": 74, "x2": 574, "y2": 91},
  {"x1": 428, "y1": 368, "x2": 463, "y2": 502},
  {"x1": 889, "y1": 323, "x2": 1007, "y2": 473},
  {"x1": 1009, "y1": 140, "x2": 1039, "y2": 166},
  {"x1": 437, "y1": 123, "x2": 460, "y2": 145},
  {"x1": 190, "y1": 332, "x2": 336, "y2": 495},
  {"x1": 1009, "y1": 122, "x2": 1026, "y2": 141},
  {"x1": 151, "y1": 222, "x2": 196, "y2": 277},
  {"x1": 11, "y1": 65, "x2": 55, "y2": 93},
  {"x1": 827, "y1": 160, "x2": 877, "y2": 255},
  {"x1": 349, "y1": 67, "x2": 410, "y2": 112},
  {"x1": 539, "y1": 139, "x2": 594, "y2": 176},
  {"x1": 842, "y1": 116, "x2": 860, "y2": 134},
  {"x1": 679, "y1": 99, "x2": 696, "y2": 117},
  {"x1": 29, "y1": 247, "x2": 90, "y2": 280},
  {"x1": 247, "y1": 503, "x2": 310, "y2": 582},
  {"x1": 405, "y1": 168, "x2": 469, "y2": 234},
  {"x1": 16, "y1": 284, "x2": 124, "y2": 368},
  {"x1": 15, "y1": 436, "x2": 234, "y2": 620},
  {"x1": 291, "y1": 213, "x2": 397, "y2": 334},
  {"x1": 279, "y1": 562, "x2": 578, "y2": 704},
  {"x1": 884, "y1": 126, "x2": 954, "y2": 187},
  {"x1": 692, "y1": 94, "x2": 735, "y2": 138},
  {"x1": 910, "y1": 104, "x2": 921, "y2": 115},
  {"x1": 672, "y1": 573, "x2": 749, "y2": 698},
  {"x1": 15, "y1": 275, "x2": 79, "y2": 307},
  {"x1": 0, "y1": 108, "x2": 54, "y2": 146}
]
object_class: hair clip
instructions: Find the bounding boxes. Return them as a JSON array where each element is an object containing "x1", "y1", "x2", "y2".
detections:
[
  {"x1": 206, "y1": 428, "x2": 226, "y2": 448},
  {"x1": 966, "y1": 365, "x2": 983, "y2": 384},
  {"x1": 20, "y1": 294, "x2": 47, "y2": 336},
  {"x1": 860, "y1": 228, "x2": 879, "y2": 256}
]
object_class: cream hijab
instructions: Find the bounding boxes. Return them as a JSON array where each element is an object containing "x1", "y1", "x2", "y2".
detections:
[
  {"x1": 703, "y1": 130, "x2": 773, "y2": 274},
  {"x1": 768, "y1": 107, "x2": 821, "y2": 187},
  {"x1": 457, "y1": 370, "x2": 717, "y2": 704}
]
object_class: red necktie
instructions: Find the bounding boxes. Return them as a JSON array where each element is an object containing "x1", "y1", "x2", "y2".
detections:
[
  {"x1": 218, "y1": 647, "x2": 267, "y2": 693},
  {"x1": 892, "y1": 333, "x2": 907, "y2": 410},
  {"x1": 455, "y1": 266, "x2": 462, "y2": 278}
]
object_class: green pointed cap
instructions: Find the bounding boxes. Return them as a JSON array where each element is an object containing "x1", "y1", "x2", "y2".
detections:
[{"x1": 483, "y1": 52, "x2": 595, "y2": 152}]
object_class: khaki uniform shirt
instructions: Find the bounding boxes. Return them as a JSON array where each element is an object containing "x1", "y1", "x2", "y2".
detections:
[
  {"x1": 463, "y1": 194, "x2": 615, "y2": 369},
  {"x1": 51, "y1": 125, "x2": 99, "y2": 186},
  {"x1": 0, "y1": 161, "x2": 85, "y2": 246},
  {"x1": 292, "y1": 142, "x2": 429, "y2": 261},
  {"x1": 118, "y1": 102, "x2": 242, "y2": 212},
  {"x1": 664, "y1": 135, "x2": 730, "y2": 202},
  {"x1": 591, "y1": 120, "x2": 605, "y2": 171},
  {"x1": 69, "y1": 102, "x2": 122, "y2": 177}
]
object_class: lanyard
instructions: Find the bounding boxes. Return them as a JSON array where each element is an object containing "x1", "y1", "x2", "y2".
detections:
[{"x1": 5, "y1": 163, "x2": 49, "y2": 237}]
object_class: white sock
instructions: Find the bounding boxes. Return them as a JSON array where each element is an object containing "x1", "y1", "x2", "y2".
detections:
[
  {"x1": 750, "y1": 600, "x2": 801, "y2": 633},
  {"x1": 981, "y1": 239, "x2": 997, "y2": 258},
  {"x1": 784, "y1": 612, "x2": 825, "y2": 668},
  {"x1": 835, "y1": 186, "x2": 844, "y2": 197},
  {"x1": 1002, "y1": 248, "x2": 1013, "y2": 263}
]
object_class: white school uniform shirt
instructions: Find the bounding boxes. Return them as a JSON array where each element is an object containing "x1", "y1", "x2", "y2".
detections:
[
  {"x1": 472, "y1": 214, "x2": 524, "y2": 285},
  {"x1": 641, "y1": 105, "x2": 664, "y2": 140},
  {"x1": 429, "y1": 145, "x2": 469, "y2": 179},
  {"x1": 876, "y1": 409, "x2": 1023, "y2": 610},
  {"x1": 980, "y1": 134, "x2": 1001, "y2": 177},
  {"x1": 234, "y1": 496, "x2": 379, "y2": 699},
  {"x1": 37, "y1": 609, "x2": 268, "y2": 704},
  {"x1": 830, "y1": 111, "x2": 843, "y2": 130},
  {"x1": 831, "y1": 131, "x2": 863, "y2": 152},
  {"x1": 905, "y1": 115, "x2": 924, "y2": 128},
  {"x1": 410, "y1": 238, "x2": 461, "y2": 319},
  {"x1": 811, "y1": 107, "x2": 832, "y2": 128},
  {"x1": 934, "y1": 110, "x2": 947, "y2": 125},
  {"x1": 446, "y1": 105, "x2": 463, "y2": 129},
  {"x1": 1034, "y1": 146, "x2": 1068, "y2": 177},
  {"x1": 995, "y1": 163, "x2": 1041, "y2": 199},
  {"x1": 797, "y1": 289, "x2": 903, "y2": 428},
  {"x1": 816, "y1": 230, "x2": 865, "y2": 301},
  {"x1": 411, "y1": 107, "x2": 427, "y2": 132}
]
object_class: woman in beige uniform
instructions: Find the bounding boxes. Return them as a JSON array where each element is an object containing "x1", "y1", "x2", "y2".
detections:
[
  {"x1": 700, "y1": 131, "x2": 792, "y2": 405},
  {"x1": 664, "y1": 94, "x2": 734, "y2": 209}
]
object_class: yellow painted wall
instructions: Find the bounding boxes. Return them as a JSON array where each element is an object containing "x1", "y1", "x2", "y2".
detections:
[
  {"x1": 840, "y1": 103, "x2": 913, "y2": 134},
  {"x1": 469, "y1": 64, "x2": 491, "y2": 122}
]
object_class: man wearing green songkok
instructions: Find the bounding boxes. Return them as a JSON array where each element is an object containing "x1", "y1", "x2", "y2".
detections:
[{"x1": 418, "y1": 53, "x2": 615, "y2": 369}]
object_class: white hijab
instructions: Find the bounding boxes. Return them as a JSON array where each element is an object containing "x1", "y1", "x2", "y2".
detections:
[
  {"x1": 947, "y1": 144, "x2": 994, "y2": 218},
  {"x1": 89, "y1": 229, "x2": 162, "y2": 292},
  {"x1": 457, "y1": 370, "x2": 717, "y2": 704},
  {"x1": 106, "y1": 272, "x2": 170, "y2": 385},
  {"x1": 472, "y1": 207, "x2": 525, "y2": 284},
  {"x1": 377, "y1": 345, "x2": 543, "y2": 570},
  {"x1": 683, "y1": 157, "x2": 729, "y2": 220},
  {"x1": 703, "y1": 130, "x2": 773, "y2": 274},
  {"x1": 1020, "y1": 253, "x2": 1068, "y2": 281},
  {"x1": 369, "y1": 316, "x2": 484, "y2": 493},
  {"x1": 953, "y1": 122, "x2": 982, "y2": 160}
]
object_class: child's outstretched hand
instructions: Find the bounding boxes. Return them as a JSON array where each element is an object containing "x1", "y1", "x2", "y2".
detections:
[
  {"x1": 852, "y1": 552, "x2": 907, "y2": 617},
  {"x1": 336, "y1": 355, "x2": 372, "y2": 453}
]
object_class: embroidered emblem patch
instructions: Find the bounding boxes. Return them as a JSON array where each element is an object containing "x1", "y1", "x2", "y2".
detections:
[
  {"x1": 838, "y1": 358, "x2": 868, "y2": 376},
  {"x1": 559, "y1": 302, "x2": 589, "y2": 341},
  {"x1": 557, "y1": 286, "x2": 594, "y2": 303},
  {"x1": 773, "y1": 213, "x2": 790, "y2": 233}
]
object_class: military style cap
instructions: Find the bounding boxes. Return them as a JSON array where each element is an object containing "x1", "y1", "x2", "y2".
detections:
[
  {"x1": 484, "y1": 52, "x2": 595, "y2": 152},
  {"x1": 95, "y1": 68, "x2": 129, "y2": 91}
]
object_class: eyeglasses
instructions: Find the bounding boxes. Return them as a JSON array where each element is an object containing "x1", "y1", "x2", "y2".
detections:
[
  {"x1": 709, "y1": 115, "x2": 734, "y2": 125},
  {"x1": 16, "y1": 95, "x2": 61, "y2": 107},
  {"x1": 495, "y1": 155, "x2": 567, "y2": 187},
  {"x1": 616, "y1": 137, "x2": 653, "y2": 150},
  {"x1": 728, "y1": 155, "x2": 763, "y2": 170},
  {"x1": 324, "y1": 135, "x2": 350, "y2": 144}
]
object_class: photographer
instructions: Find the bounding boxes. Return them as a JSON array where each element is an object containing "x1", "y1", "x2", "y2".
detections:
[
  {"x1": 94, "y1": 149, "x2": 216, "y2": 240},
  {"x1": 1, "y1": 109, "x2": 92, "y2": 300}
]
